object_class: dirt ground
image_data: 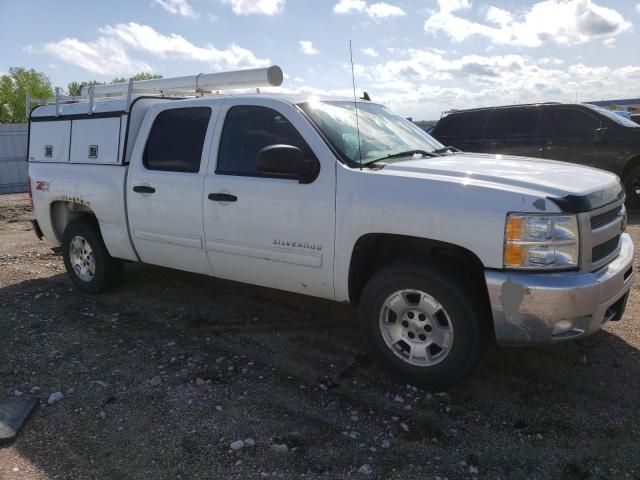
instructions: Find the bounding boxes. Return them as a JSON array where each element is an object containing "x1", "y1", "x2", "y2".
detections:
[{"x1": 1, "y1": 192, "x2": 639, "y2": 480}]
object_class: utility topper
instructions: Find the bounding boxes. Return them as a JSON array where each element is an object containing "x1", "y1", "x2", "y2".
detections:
[{"x1": 27, "y1": 66, "x2": 283, "y2": 165}]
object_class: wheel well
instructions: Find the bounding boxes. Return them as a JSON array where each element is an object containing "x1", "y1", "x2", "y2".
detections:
[
  {"x1": 621, "y1": 156, "x2": 640, "y2": 182},
  {"x1": 348, "y1": 234, "x2": 492, "y2": 332},
  {"x1": 50, "y1": 201, "x2": 97, "y2": 242}
]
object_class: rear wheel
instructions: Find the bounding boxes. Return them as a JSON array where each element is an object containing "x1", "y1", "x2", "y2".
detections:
[
  {"x1": 62, "y1": 220, "x2": 123, "y2": 294},
  {"x1": 623, "y1": 164, "x2": 640, "y2": 210},
  {"x1": 358, "y1": 262, "x2": 482, "y2": 390}
]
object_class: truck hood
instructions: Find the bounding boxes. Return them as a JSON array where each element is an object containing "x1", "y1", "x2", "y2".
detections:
[{"x1": 379, "y1": 152, "x2": 623, "y2": 211}]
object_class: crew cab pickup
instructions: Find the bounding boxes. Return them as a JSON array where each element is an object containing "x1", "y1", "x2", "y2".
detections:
[{"x1": 27, "y1": 67, "x2": 635, "y2": 388}]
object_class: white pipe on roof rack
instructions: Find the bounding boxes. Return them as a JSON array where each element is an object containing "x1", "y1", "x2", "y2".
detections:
[{"x1": 80, "y1": 66, "x2": 283, "y2": 96}]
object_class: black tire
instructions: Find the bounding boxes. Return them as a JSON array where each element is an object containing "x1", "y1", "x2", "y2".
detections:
[
  {"x1": 358, "y1": 262, "x2": 482, "y2": 390},
  {"x1": 62, "y1": 219, "x2": 124, "y2": 294},
  {"x1": 623, "y1": 164, "x2": 640, "y2": 210}
]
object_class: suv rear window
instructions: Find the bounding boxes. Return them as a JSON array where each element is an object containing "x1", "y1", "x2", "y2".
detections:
[
  {"x1": 539, "y1": 108, "x2": 600, "y2": 137},
  {"x1": 485, "y1": 108, "x2": 539, "y2": 138},
  {"x1": 433, "y1": 111, "x2": 487, "y2": 139}
]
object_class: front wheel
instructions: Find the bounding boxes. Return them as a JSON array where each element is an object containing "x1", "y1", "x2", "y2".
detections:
[
  {"x1": 358, "y1": 262, "x2": 482, "y2": 390},
  {"x1": 62, "y1": 219, "x2": 123, "y2": 294},
  {"x1": 623, "y1": 164, "x2": 640, "y2": 210}
]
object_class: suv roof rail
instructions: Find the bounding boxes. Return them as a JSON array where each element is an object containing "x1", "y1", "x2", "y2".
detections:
[
  {"x1": 442, "y1": 102, "x2": 563, "y2": 116},
  {"x1": 26, "y1": 65, "x2": 284, "y2": 119}
]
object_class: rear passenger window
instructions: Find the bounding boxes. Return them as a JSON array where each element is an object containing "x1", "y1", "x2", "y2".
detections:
[
  {"x1": 433, "y1": 111, "x2": 487, "y2": 140},
  {"x1": 217, "y1": 105, "x2": 313, "y2": 176},
  {"x1": 539, "y1": 108, "x2": 600, "y2": 137},
  {"x1": 485, "y1": 108, "x2": 539, "y2": 138},
  {"x1": 144, "y1": 107, "x2": 211, "y2": 173}
]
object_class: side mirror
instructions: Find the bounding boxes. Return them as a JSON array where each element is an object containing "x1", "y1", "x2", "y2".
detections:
[
  {"x1": 256, "y1": 144, "x2": 319, "y2": 184},
  {"x1": 594, "y1": 127, "x2": 608, "y2": 145}
]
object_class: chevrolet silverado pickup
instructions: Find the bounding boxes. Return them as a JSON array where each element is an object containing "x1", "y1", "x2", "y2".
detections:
[{"x1": 27, "y1": 66, "x2": 635, "y2": 389}]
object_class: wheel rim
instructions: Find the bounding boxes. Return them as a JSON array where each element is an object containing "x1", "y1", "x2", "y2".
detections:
[
  {"x1": 378, "y1": 289, "x2": 454, "y2": 367},
  {"x1": 69, "y1": 235, "x2": 96, "y2": 282}
]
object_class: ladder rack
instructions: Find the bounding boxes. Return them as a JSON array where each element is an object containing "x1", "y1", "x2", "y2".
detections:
[{"x1": 26, "y1": 65, "x2": 283, "y2": 119}]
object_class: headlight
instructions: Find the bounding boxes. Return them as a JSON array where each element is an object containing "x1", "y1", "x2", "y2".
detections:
[{"x1": 504, "y1": 214, "x2": 580, "y2": 270}]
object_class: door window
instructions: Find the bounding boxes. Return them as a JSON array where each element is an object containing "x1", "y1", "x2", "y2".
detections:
[
  {"x1": 539, "y1": 108, "x2": 600, "y2": 137},
  {"x1": 433, "y1": 111, "x2": 487, "y2": 140},
  {"x1": 217, "y1": 105, "x2": 313, "y2": 176},
  {"x1": 144, "y1": 107, "x2": 212, "y2": 173},
  {"x1": 485, "y1": 108, "x2": 539, "y2": 138}
]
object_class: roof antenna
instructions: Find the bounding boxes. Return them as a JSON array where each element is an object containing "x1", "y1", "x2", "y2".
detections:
[{"x1": 349, "y1": 40, "x2": 363, "y2": 169}]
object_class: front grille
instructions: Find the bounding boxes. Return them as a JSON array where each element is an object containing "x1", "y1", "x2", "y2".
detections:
[
  {"x1": 592, "y1": 235, "x2": 620, "y2": 263},
  {"x1": 585, "y1": 201, "x2": 624, "y2": 271},
  {"x1": 591, "y1": 205, "x2": 622, "y2": 230}
]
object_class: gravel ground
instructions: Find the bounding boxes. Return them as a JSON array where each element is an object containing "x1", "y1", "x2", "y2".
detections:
[{"x1": 1, "y1": 192, "x2": 639, "y2": 479}]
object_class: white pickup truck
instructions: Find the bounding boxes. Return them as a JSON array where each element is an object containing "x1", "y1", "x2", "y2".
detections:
[{"x1": 27, "y1": 66, "x2": 634, "y2": 389}]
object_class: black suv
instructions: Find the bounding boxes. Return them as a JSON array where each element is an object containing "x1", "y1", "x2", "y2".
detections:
[{"x1": 431, "y1": 103, "x2": 640, "y2": 206}]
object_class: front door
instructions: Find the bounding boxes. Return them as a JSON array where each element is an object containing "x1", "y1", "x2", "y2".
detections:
[
  {"x1": 483, "y1": 107, "x2": 542, "y2": 158},
  {"x1": 127, "y1": 104, "x2": 217, "y2": 274},
  {"x1": 203, "y1": 98, "x2": 336, "y2": 299}
]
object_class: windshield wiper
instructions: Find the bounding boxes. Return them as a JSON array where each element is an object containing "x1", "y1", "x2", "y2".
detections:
[
  {"x1": 432, "y1": 146, "x2": 462, "y2": 154},
  {"x1": 362, "y1": 149, "x2": 440, "y2": 166}
]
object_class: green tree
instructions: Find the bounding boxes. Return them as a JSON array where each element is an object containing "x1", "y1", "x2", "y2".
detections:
[
  {"x1": 111, "y1": 72, "x2": 163, "y2": 84},
  {"x1": 0, "y1": 67, "x2": 53, "y2": 123},
  {"x1": 67, "y1": 73, "x2": 163, "y2": 96},
  {"x1": 66, "y1": 80, "x2": 104, "y2": 96}
]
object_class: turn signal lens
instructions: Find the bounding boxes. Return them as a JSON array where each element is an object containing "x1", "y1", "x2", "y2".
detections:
[
  {"x1": 505, "y1": 216, "x2": 525, "y2": 241},
  {"x1": 504, "y1": 244, "x2": 525, "y2": 266}
]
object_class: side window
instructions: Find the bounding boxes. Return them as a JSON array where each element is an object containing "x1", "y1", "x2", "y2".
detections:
[
  {"x1": 144, "y1": 107, "x2": 211, "y2": 173},
  {"x1": 434, "y1": 111, "x2": 487, "y2": 140},
  {"x1": 217, "y1": 105, "x2": 314, "y2": 176},
  {"x1": 540, "y1": 108, "x2": 600, "y2": 137},
  {"x1": 485, "y1": 108, "x2": 539, "y2": 138}
]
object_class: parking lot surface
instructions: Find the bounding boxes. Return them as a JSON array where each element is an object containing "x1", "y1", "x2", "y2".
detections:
[{"x1": 1, "y1": 193, "x2": 639, "y2": 479}]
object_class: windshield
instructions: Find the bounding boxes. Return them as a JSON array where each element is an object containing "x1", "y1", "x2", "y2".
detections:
[
  {"x1": 584, "y1": 104, "x2": 640, "y2": 128},
  {"x1": 298, "y1": 101, "x2": 444, "y2": 165}
]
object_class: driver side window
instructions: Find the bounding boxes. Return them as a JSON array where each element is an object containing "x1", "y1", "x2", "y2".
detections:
[{"x1": 216, "y1": 105, "x2": 313, "y2": 176}]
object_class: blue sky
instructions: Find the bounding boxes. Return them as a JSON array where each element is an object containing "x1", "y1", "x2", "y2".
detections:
[{"x1": 1, "y1": 0, "x2": 639, "y2": 119}]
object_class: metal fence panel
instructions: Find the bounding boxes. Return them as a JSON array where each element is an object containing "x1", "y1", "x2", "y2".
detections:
[{"x1": 0, "y1": 124, "x2": 28, "y2": 194}]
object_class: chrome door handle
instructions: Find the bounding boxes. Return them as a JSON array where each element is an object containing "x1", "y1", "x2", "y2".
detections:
[{"x1": 133, "y1": 185, "x2": 155, "y2": 193}]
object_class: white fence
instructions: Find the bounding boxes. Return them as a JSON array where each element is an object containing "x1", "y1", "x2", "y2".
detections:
[{"x1": 0, "y1": 124, "x2": 28, "y2": 194}]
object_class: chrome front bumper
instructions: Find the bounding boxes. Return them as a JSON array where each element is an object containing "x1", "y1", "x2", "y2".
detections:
[{"x1": 485, "y1": 233, "x2": 635, "y2": 346}]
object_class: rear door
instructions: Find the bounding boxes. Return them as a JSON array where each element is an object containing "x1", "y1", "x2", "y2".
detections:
[
  {"x1": 538, "y1": 106, "x2": 603, "y2": 168},
  {"x1": 127, "y1": 103, "x2": 217, "y2": 274},
  {"x1": 202, "y1": 98, "x2": 336, "y2": 299},
  {"x1": 483, "y1": 107, "x2": 542, "y2": 158}
]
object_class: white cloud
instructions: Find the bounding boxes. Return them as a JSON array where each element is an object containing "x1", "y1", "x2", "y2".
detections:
[
  {"x1": 357, "y1": 48, "x2": 640, "y2": 119},
  {"x1": 222, "y1": 0, "x2": 285, "y2": 15},
  {"x1": 334, "y1": 0, "x2": 405, "y2": 20},
  {"x1": 299, "y1": 40, "x2": 319, "y2": 55},
  {"x1": 636, "y1": 3, "x2": 640, "y2": 13},
  {"x1": 425, "y1": 0, "x2": 631, "y2": 47},
  {"x1": 362, "y1": 47, "x2": 379, "y2": 57},
  {"x1": 334, "y1": 0, "x2": 366, "y2": 13},
  {"x1": 367, "y1": 2, "x2": 405, "y2": 19},
  {"x1": 153, "y1": 0, "x2": 199, "y2": 18},
  {"x1": 40, "y1": 38, "x2": 152, "y2": 76},
  {"x1": 36, "y1": 22, "x2": 270, "y2": 76}
]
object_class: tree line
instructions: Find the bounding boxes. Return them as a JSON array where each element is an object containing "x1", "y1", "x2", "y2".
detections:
[{"x1": 0, "y1": 67, "x2": 162, "y2": 123}]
